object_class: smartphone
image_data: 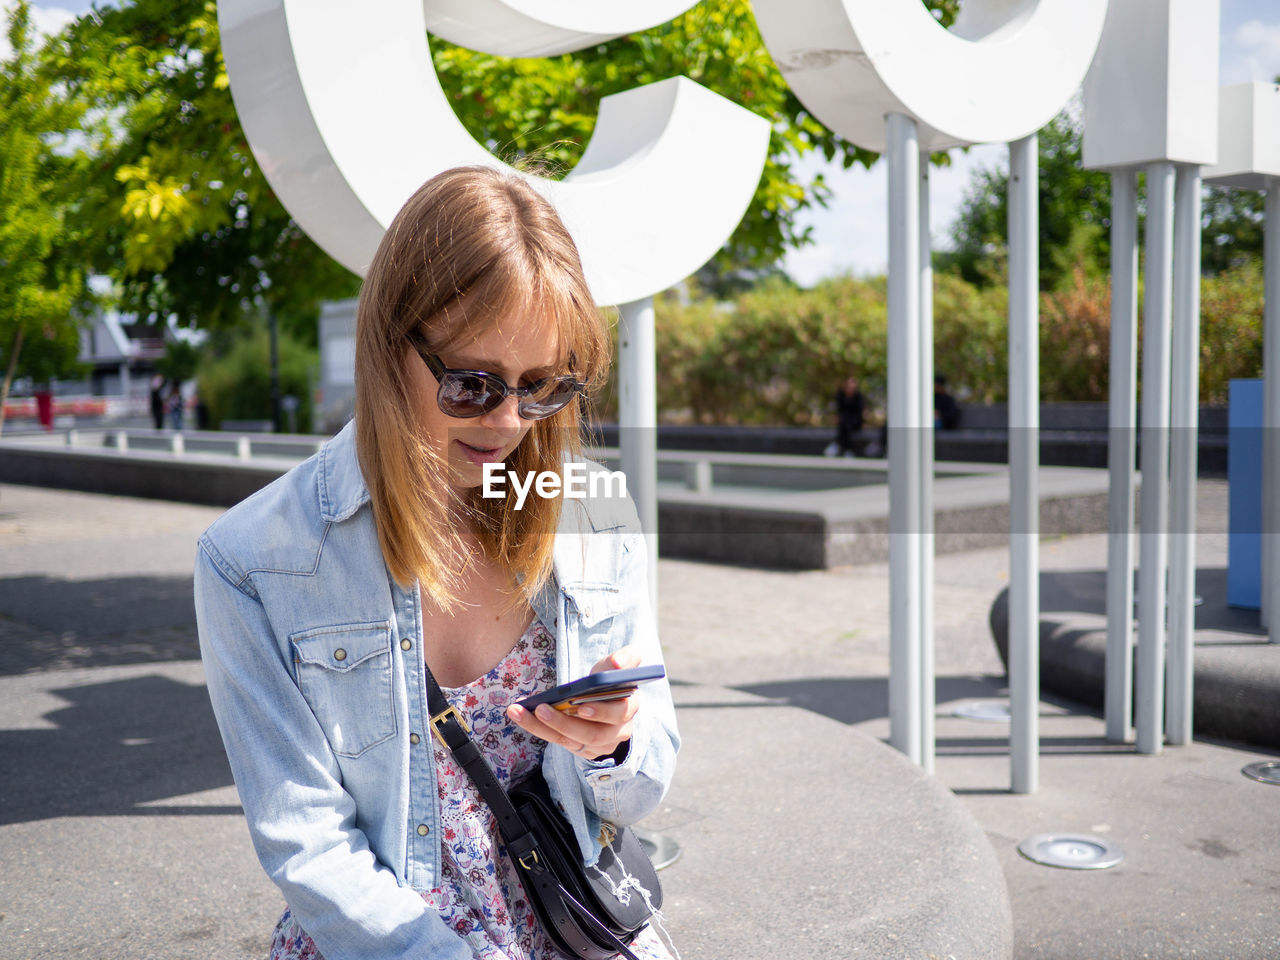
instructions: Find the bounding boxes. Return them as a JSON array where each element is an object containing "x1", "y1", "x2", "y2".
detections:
[{"x1": 517, "y1": 665, "x2": 666, "y2": 713}]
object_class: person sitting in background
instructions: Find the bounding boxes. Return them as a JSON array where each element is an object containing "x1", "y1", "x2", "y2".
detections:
[
  {"x1": 826, "y1": 374, "x2": 865, "y2": 457},
  {"x1": 934, "y1": 374, "x2": 961, "y2": 430}
]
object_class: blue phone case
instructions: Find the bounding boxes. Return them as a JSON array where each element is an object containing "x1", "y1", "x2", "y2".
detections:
[{"x1": 517, "y1": 665, "x2": 665, "y2": 711}]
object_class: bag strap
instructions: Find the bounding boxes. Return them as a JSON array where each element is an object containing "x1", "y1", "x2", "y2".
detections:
[
  {"x1": 425, "y1": 672, "x2": 541, "y2": 867},
  {"x1": 425, "y1": 670, "x2": 641, "y2": 960}
]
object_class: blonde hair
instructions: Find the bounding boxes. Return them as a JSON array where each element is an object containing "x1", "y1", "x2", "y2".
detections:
[{"x1": 354, "y1": 166, "x2": 610, "y2": 609}]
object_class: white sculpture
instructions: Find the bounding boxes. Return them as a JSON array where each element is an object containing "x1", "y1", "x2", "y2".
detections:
[
  {"x1": 1205, "y1": 82, "x2": 1280, "y2": 672},
  {"x1": 752, "y1": 0, "x2": 1110, "y2": 790},
  {"x1": 1083, "y1": 0, "x2": 1220, "y2": 169},
  {"x1": 750, "y1": 0, "x2": 1108, "y2": 152},
  {"x1": 217, "y1": 0, "x2": 769, "y2": 306},
  {"x1": 1205, "y1": 82, "x2": 1280, "y2": 187},
  {"x1": 421, "y1": 0, "x2": 699, "y2": 58},
  {"x1": 1083, "y1": 0, "x2": 1221, "y2": 756}
]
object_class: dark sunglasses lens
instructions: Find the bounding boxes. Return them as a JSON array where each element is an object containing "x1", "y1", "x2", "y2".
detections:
[
  {"x1": 518, "y1": 382, "x2": 580, "y2": 420},
  {"x1": 437, "y1": 373, "x2": 503, "y2": 418}
]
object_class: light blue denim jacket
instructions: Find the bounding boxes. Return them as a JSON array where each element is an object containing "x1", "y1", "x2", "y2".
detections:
[{"x1": 194, "y1": 421, "x2": 678, "y2": 960}]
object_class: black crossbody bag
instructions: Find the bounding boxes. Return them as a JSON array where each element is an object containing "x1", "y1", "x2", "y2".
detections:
[{"x1": 426, "y1": 672, "x2": 662, "y2": 960}]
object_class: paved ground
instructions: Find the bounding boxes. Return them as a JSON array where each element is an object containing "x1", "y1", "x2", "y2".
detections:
[{"x1": 1, "y1": 480, "x2": 1277, "y2": 959}]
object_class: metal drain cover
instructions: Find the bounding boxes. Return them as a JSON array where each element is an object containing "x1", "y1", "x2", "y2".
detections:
[
  {"x1": 634, "y1": 828, "x2": 681, "y2": 871},
  {"x1": 1018, "y1": 834, "x2": 1124, "y2": 870},
  {"x1": 953, "y1": 700, "x2": 1011, "y2": 722},
  {"x1": 1242, "y1": 761, "x2": 1280, "y2": 786}
]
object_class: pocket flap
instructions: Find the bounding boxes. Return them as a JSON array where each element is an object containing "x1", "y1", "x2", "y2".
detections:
[
  {"x1": 291, "y1": 621, "x2": 392, "y2": 672},
  {"x1": 561, "y1": 584, "x2": 621, "y2": 628}
]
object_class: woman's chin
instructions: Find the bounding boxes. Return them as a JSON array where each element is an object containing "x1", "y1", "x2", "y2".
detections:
[{"x1": 448, "y1": 458, "x2": 503, "y2": 490}]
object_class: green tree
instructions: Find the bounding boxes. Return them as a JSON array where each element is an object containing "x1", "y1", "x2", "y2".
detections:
[
  {"x1": 48, "y1": 0, "x2": 360, "y2": 343},
  {"x1": 941, "y1": 109, "x2": 1273, "y2": 289},
  {"x1": 0, "y1": 2, "x2": 89, "y2": 435},
  {"x1": 938, "y1": 112, "x2": 1114, "y2": 291},
  {"x1": 432, "y1": 0, "x2": 960, "y2": 275},
  {"x1": 197, "y1": 323, "x2": 317, "y2": 432},
  {"x1": 1202, "y1": 185, "x2": 1264, "y2": 276},
  {"x1": 39, "y1": 0, "x2": 961, "y2": 359}
]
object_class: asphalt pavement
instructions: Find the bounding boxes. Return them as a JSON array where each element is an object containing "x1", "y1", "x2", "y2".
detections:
[{"x1": 1, "y1": 480, "x2": 1276, "y2": 959}]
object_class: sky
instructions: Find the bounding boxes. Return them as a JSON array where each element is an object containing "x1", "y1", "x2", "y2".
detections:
[{"x1": 8, "y1": 0, "x2": 1280, "y2": 286}]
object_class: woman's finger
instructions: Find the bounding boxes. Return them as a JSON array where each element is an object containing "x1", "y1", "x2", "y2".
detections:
[
  {"x1": 589, "y1": 646, "x2": 642, "y2": 674},
  {"x1": 508, "y1": 702, "x2": 632, "y2": 754}
]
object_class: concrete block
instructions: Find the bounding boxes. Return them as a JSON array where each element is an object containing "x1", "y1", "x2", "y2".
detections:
[
  {"x1": 1083, "y1": 0, "x2": 1220, "y2": 170},
  {"x1": 1205, "y1": 82, "x2": 1280, "y2": 189}
]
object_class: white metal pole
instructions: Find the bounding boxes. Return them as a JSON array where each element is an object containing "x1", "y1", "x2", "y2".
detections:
[
  {"x1": 887, "y1": 112, "x2": 923, "y2": 765},
  {"x1": 919, "y1": 152, "x2": 936, "y2": 776},
  {"x1": 1136, "y1": 162, "x2": 1176, "y2": 756},
  {"x1": 1105, "y1": 169, "x2": 1139, "y2": 744},
  {"x1": 618, "y1": 296, "x2": 659, "y2": 614},
  {"x1": 1167, "y1": 165, "x2": 1202, "y2": 745},
  {"x1": 1265, "y1": 182, "x2": 1280, "y2": 639},
  {"x1": 1008, "y1": 134, "x2": 1040, "y2": 794}
]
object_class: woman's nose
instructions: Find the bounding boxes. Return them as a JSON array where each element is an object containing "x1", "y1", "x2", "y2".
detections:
[{"x1": 480, "y1": 394, "x2": 525, "y2": 437}]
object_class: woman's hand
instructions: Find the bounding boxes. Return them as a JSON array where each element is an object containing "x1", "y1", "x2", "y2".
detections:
[{"x1": 507, "y1": 647, "x2": 643, "y2": 762}]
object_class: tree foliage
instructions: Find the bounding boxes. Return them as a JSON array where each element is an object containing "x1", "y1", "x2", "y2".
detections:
[
  {"x1": 633, "y1": 264, "x2": 1261, "y2": 424},
  {"x1": 432, "y1": 0, "x2": 960, "y2": 277},
  {"x1": 197, "y1": 323, "x2": 317, "y2": 432},
  {"x1": 939, "y1": 112, "x2": 1114, "y2": 291},
  {"x1": 48, "y1": 0, "x2": 359, "y2": 341},
  {"x1": 942, "y1": 109, "x2": 1270, "y2": 290},
  {"x1": 34, "y1": 0, "x2": 966, "y2": 338},
  {"x1": 0, "y1": 2, "x2": 89, "y2": 433},
  {"x1": 1202, "y1": 185, "x2": 1265, "y2": 276}
]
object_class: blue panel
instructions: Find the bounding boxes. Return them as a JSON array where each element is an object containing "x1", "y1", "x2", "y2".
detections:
[{"x1": 1228, "y1": 379, "x2": 1263, "y2": 610}]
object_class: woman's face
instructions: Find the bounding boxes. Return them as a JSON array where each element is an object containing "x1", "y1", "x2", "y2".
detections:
[{"x1": 403, "y1": 314, "x2": 564, "y2": 490}]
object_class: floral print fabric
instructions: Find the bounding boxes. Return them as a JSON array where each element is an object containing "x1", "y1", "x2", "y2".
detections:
[{"x1": 269, "y1": 617, "x2": 672, "y2": 960}]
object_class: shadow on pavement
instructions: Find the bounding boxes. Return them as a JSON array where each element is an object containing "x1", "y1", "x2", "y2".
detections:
[
  {"x1": 0, "y1": 574, "x2": 199, "y2": 675},
  {"x1": 731, "y1": 675, "x2": 1008, "y2": 726},
  {"x1": 0, "y1": 673, "x2": 237, "y2": 826}
]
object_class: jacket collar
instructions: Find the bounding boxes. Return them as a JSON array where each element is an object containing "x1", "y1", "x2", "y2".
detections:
[{"x1": 317, "y1": 420, "x2": 371, "y2": 523}]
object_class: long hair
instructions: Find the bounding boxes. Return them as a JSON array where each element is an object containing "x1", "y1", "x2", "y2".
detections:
[{"x1": 354, "y1": 166, "x2": 610, "y2": 610}]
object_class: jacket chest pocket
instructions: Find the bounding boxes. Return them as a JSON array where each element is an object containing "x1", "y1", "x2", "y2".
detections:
[
  {"x1": 562, "y1": 583, "x2": 624, "y2": 662},
  {"x1": 291, "y1": 622, "x2": 397, "y2": 759}
]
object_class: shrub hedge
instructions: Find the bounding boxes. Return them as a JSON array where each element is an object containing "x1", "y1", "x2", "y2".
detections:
[
  {"x1": 597, "y1": 261, "x2": 1263, "y2": 426},
  {"x1": 197, "y1": 326, "x2": 318, "y2": 433}
]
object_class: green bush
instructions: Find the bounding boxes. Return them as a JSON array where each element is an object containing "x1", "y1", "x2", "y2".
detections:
[
  {"x1": 599, "y1": 263, "x2": 1263, "y2": 425},
  {"x1": 1199, "y1": 259, "x2": 1263, "y2": 404},
  {"x1": 197, "y1": 325, "x2": 318, "y2": 432}
]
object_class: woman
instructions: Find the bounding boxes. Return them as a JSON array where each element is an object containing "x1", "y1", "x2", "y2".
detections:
[{"x1": 195, "y1": 166, "x2": 679, "y2": 960}]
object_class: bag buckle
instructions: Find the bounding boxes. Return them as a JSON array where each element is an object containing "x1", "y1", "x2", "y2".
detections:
[
  {"x1": 430, "y1": 704, "x2": 470, "y2": 747},
  {"x1": 518, "y1": 850, "x2": 541, "y2": 870}
]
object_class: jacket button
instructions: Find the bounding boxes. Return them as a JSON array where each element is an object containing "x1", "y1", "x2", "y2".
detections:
[
  {"x1": 417, "y1": 824, "x2": 430, "y2": 836},
  {"x1": 410, "y1": 733, "x2": 421, "y2": 745},
  {"x1": 400, "y1": 638, "x2": 412, "y2": 651},
  {"x1": 333, "y1": 648, "x2": 347, "y2": 662}
]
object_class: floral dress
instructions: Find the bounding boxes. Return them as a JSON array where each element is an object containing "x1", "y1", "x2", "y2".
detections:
[{"x1": 269, "y1": 617, "x2": 673, "y2": 960}]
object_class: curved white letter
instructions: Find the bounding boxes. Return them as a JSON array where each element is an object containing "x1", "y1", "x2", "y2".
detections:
[
  {"x1": 217, "y1": 0, "x2": 769, "y2": 306},
  {"x1": 422, "y1": 0, "x2": 700, "y2": 58},
  {"x1": 750, "y1": 0, "x2": 1108, "y2": 151}
]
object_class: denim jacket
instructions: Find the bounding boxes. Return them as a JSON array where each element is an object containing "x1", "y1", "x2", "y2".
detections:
[{"x1": 194, "y1": 421, "x2": 678, "y2": 960}]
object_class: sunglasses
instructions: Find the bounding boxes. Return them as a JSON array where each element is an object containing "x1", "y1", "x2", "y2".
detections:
[{"x1": 408, "y1": 333, "x2": 585, "y2": 421}]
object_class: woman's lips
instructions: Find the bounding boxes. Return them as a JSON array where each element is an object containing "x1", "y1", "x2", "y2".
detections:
[{"x1": 454, "y1": 439, "x2": 506, "y2": 465}]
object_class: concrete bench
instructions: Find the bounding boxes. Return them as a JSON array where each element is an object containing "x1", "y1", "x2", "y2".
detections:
[
  {"x1": 662, "y1": 682, "x2": 1013, "y2": 959},
  {"x1": 988, "y1": 570, "x2": 1279, "y2": 749}
]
